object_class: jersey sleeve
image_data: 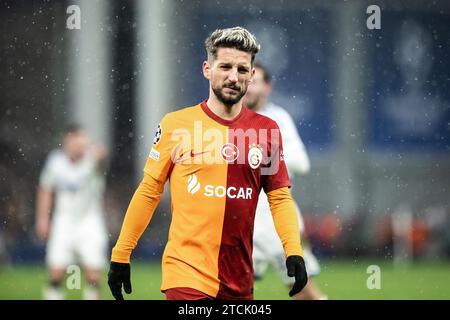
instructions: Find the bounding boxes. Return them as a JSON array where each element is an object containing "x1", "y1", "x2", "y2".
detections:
[
  {"x1": 262, "y1": 121, "x2": 291, "y2": 193},
  {"x1": 111, "y1": 172, "x2": 165, "y2": 263},
  {"x1": 143, "y1": 114, "x2": 180, "y2": 182},
  {"x1": 267, "y1": 186, "x2": 303, "y2": 257},
  {"x1": 39, "y1": 152, "x2": 57, "y2": 190}
]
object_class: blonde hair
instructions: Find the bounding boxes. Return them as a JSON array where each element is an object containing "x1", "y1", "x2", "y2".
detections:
[{"x1": 205, "y1": 26, "x2": 260, "y2": 63}]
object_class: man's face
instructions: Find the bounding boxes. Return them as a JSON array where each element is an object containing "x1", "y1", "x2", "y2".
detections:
[
  {"x1": 64, "y1": 130, "x2": 89, "y2": 161},
  {"x1": 203, "y1": 47, "x2": 254, "y2": 106},
  {"x1": 243, "y1": 67, "x2": 271, "y2": 110}
]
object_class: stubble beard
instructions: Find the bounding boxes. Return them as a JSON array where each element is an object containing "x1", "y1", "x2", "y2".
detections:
[{"x1": 213, "y1": 84, "x2": 246, "y2": 107}]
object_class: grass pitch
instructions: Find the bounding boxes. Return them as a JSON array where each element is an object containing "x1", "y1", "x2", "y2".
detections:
[{"x1": 0, "y1": 260, "x2": 449, "y2": 300}]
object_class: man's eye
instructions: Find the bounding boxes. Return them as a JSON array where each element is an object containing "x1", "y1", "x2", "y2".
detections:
[
  {"x1": 238, "y1": 68, "x2": 249, "y2": 74},
  {"x1": 221, "y1": 65, "x2": 231, "y2": 70}
]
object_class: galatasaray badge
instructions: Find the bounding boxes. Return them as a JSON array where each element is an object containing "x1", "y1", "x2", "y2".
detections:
[{"x1": 248, "y1": 143, "x2": 263, "y2": 169}]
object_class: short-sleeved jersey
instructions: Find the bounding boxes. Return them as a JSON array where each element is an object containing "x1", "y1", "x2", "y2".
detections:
[
  {"x1": 39, "y1": 149, "x2": 105, "y2": 220},
  {"x1": 144, "y1": 100, "x2": 290, "y2": 299}
]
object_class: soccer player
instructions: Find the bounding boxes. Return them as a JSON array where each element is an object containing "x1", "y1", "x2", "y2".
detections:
[
  {"x1": 108, "y1": 26, "x2": 307, "y2": 300},
  {"x1": 244, "y1": 62, "x2": 327, "y2": 300},
  {"x1": 35, "y1": 125, "x2": 108, "y2": 300}
]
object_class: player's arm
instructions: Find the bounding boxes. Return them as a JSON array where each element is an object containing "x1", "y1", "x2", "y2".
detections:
[
  {"x1": 91, "y1": 143, "x2": 108, "y2": 170},
  {"x1": 108, "y1": 115, "x2": 178, "y2": 300},
  {"x1": 110, "y1": 172, "x2": 165, "y2": 263},
  {"x1": 83, "y1": 141, "x2": 108, "y2": 173},
  {"x1": 111, "y1": 115, "x2": 176, "y2": 263},
  {"x1": 35, "y1": 154, "x2": 56, "y2": 242},
  {"x1": 35, "y1": 186, "x2": 53, "y2": 242},
  {"x1": 267, "y1": 187, "x2": 308, "y2": 297},
  {"x1": 263, "y1": 121, "x2": 308, "y2": 297},
  {"x1": 267, "y1": 187, "x2": 303, "y2": 257},
  {"x1": 108, "y1": 172, "x2": 165, "y2": 300}
]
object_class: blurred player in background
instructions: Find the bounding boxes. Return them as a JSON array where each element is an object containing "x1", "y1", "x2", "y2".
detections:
[
  {"x1": 244, "y1": 62, "x2": 327, "y2": 300},
  {"x1": 35, "y1": 125, "x2": 108, "y2": 300}
]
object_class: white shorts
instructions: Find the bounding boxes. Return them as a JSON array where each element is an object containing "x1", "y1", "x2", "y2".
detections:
[
  {"x1": 252, "y1": 194, "x2": 320, "y2": 284},
  {"x1": 46, "y1": 213, "x2": 108, "y2": 270},
  {"x1": 253, "y1": 245, "x2": 321, "y2": 285}
]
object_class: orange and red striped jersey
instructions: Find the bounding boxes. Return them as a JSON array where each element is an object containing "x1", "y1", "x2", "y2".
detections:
[{"x1": 112, "y1": 100, "x2": 302, "y2": 299}]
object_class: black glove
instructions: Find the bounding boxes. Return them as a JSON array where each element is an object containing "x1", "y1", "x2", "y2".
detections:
[
  {"x1": 286, "y1": 255, "x2": 308, "y2": 297},
  {"x1": 108, "y1": 261, "x2": 132, "y2": 300}
]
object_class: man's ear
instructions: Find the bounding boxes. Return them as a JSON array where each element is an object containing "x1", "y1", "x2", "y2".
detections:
[
  {"x1": 202, "y1": 60, "x2": 211, "y2": 80},
  {"x1": 248, "y1": 67, "x2": 256, "y2": 84},
  {"x1": 266, "y1": 82, "x2": 273, "y2": 95}
]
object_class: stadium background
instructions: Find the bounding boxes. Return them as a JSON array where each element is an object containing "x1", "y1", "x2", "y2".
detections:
[{"x1": 1, "y1": 0, "x2": 449, "y2": 299}]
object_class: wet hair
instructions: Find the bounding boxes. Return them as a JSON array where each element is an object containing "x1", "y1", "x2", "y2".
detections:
[
  {"x1": 253, "y1": 61, "x2": 272, "y2": 84},
  {"x1": 205, "y1": 26, "x2": 260, "y2": 63}
]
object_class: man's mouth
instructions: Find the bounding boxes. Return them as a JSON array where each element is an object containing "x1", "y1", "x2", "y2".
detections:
[{"x1": 224, "y1": 86, "x2": 239, "y2": 92}]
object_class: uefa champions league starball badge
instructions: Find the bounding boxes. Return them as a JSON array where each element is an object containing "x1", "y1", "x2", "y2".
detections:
[{"x1": 153, "y1": 123, "x2": 162, "y2": 145}]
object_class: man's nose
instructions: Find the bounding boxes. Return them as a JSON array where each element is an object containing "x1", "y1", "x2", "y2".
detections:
[{"x1": 228, "y1": 68, "x2": 238, "y2": 82}]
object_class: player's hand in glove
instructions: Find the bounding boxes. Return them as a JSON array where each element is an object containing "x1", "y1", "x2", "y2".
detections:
[
  {"x1": 286, "y1": 255, "x2": 308, "y2": 297},
  {"x1": 108, "y1": 262, "x2": 132, "y2": 300}
]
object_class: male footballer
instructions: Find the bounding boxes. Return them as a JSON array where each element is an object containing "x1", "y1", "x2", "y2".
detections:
[
  {"x1": 36, "y1": 125, "x2": 108, "y2": 300},
  {"x1": 108, "y1": 26, "x2": 307, "y2": 300}
]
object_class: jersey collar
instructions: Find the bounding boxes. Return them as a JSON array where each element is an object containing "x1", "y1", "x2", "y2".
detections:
[{"x1": 200, "y1": 99, "x2": 246, "y2": 126}]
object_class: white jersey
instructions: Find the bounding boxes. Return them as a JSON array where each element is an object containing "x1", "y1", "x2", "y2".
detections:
[
  {"x1": 254, "y1": 102, "x2": 310, "y2": 239},
  {"x1": 258, "y1": 102, "x2": 310, "y2": 177},
  {"x1": 39, "y1": 149, "x2": 105, "y2": 220}
]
